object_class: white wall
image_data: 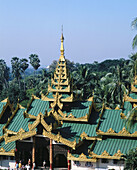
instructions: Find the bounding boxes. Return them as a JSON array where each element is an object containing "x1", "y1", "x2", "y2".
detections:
[
  {"x1": 71, "y1": 160, "x2": 96, "y2": 170},
  {"x1": 71, "y1": 159, "x2": 124, "y2": 170},
  {"x1": 0, "y1": 156, "x2": 15, "y2": 169}
]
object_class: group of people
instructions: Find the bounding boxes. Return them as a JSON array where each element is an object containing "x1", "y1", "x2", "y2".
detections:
[
  {"x1": 14, "y1": 159, "x2": 46, "y2": 170},
  {"x1": 15, "y1": 159, "x2": 35, "y2": 170}
]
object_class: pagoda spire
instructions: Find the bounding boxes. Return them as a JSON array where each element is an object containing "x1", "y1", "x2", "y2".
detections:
[{"x1": 60, "y1": 27, "x2": 65, "y2": 61}]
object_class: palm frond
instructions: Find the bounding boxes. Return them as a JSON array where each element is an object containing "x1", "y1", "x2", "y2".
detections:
[{"x1": 132, "y1": 35, "x2": 137, "y2": 49}]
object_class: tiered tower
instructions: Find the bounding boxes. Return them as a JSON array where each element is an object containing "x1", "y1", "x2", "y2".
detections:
[{"x1": 41, "y1": 33, "x2": 73, "y2": 118}]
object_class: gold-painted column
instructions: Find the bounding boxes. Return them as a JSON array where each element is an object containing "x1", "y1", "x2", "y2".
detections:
[
  {"x1": 50, "y1": 139, "x2": 53, "y2": 170},
  {"x1": 32, "y1": 136, "x2": 35, "y2": 164}
]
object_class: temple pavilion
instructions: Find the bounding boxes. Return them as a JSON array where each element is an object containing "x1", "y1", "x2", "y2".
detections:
[{"x1": 0, "y1": 33, "x2": 137, "y2": 170}]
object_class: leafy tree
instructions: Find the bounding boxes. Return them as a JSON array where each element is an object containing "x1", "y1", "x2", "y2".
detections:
[
  {"x1": 0, "y1": 59, "x2": 10, "y2": 89},
  {"x1": 7, "y1": 81, "x2": 26, "y2": 106},
  {"x1": 122, "y1": 149, "x2": 137, "y2": 170},
  {"x1": 20, "y1": 58, "x2": 29, "y2": 90},
  {"x1": 72, "y1": 65, "x2": 95, "y2": 99},
  {"x1": 11, "y1": 57, "x2": 21, "y2": 88},
  {"x1": 131, "y1": 17, "x2": 137, "y2": 49},
  {"x1": 29, "y1": 54, "x2": 40, "y2": 76}
]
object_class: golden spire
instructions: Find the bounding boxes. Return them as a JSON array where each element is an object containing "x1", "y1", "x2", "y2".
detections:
[{"x1": 60, "y1": 26, "x2": 65, "y2": 61}]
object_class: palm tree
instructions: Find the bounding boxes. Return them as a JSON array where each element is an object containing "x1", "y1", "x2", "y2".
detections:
[
  {"x1": 11, "y1": 57, "x2": 21, "y2": 88},
  {"x1": 29, "y1": 54, "x2": 40, "y2": 77},
  {"x1": 131, "y1": 17, "x2": 137, "y2": 49},
  {"x1": 20, "y1": 58, "x2": 29, "y2": 90},
  {"x1": 0, "y1": 59, "x2": 9, "y2": 89},
  {"x1": 94, "y1": 72, "x2": 114, "y2": 110},
  {"x1": 126, "y1": 106, "x2": 137, "y2": 130},
  {"x1": 108, "y1": 66, "x2": 128, "y2": 107},
  {"x1": 72, "y1": 65, "x2": 95, "y2": 99}
]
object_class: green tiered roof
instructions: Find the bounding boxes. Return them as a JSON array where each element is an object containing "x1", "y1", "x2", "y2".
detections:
[
  {"x1": 0, "y1": 33, "x2": 137, "y2": 162},
  {"x1": 91, "y1": 138, "x2": 137, "y2": 156},
  {"x1": 97, "y1": 108, "x2": 137, "y2": 134}
]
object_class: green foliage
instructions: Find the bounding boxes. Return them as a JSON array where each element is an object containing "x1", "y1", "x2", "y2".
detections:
[
  {"x1": 131, "y1": 17, "x2": 137, "y2": 49},
  {"x1": 0, "y1": 54, "x2": 135, "y2": 114},
  {"x1": 122, "y1": 149, "x2": 137, "y2": 170},
  {"x1": 11, "y1": 57, "x2": 21, "y2": 81},
  {"x1": 20, "y1": 58, "x2": 29, "y2": 72},
  {"x1": 126, "y1": 106, "x2": 137, "y2": 130},
  {"x1": 29, "y1": 54, "x2": 40, "y2": 70},
  {"x1": 0, "y1": 59, "x2": 9, "y2": 89}
]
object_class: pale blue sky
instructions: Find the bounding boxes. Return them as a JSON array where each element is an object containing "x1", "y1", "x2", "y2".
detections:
[{"x1": 0, "y1": 0, "x2": 137, "y2": 67}]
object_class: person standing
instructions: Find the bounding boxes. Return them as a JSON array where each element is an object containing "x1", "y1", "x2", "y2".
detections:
[
  {"x1": 32, "y1": 162, "x2": 35, "y2": 170},
  {"x1": 15, "y1": 162, "x2": 19, "y2": 170},
  {"x1": 19, "y1": 161, "x2": 22, "y2": 170}
]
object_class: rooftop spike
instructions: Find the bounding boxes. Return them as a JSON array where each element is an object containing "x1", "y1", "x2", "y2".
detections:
[{"x1": 60, "y1": 28, "x2": 65, "y2": 61}]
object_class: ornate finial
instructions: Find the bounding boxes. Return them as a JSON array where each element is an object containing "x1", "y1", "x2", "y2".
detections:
[{"x1": 60, "y1": 26, "x2": 65, "y2": 61}]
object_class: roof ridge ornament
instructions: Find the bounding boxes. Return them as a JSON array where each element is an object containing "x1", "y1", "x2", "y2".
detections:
[{"x1": 60, "y1": 28, "x2": 65, "y2": 61}]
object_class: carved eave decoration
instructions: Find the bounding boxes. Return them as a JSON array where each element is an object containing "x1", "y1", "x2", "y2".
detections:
[
  {"x1": 124, "y1": 94, "x2": 137, "y2": 102},
  {"x1": 41, "y1": 92, "x2": 54, "y2": 102},
  {"x1": 80, "y1": 132, "x2": 102, "y2": 141},
  {"x1": 67, "y1": 152, "x2": 97, "y2": 162},
  {"x1": 1, "y1": 98, "x2": 13, "y2": 111},
  {"x1": 4, "y1": 129, "x2": 17, "y2": 135},
  {"x1": 59, "y1": 102, "x2": 93, "y2": 122},
  {"x1": 87, "y1": 96, "x2": 94, "y2": 102},
  {"x1": 0, "y1": 136, "x2": 4, "y2": 142},
  {"x1": 3, "y1": 103, "x2": 22, "y2": 131},
  {"x1": 0, "y1": 147, "x2": 15, "y2": 156},
  {"x1": 50, "y1": 92, "x2": 63, "y2": 110},
  {"x1": 48, "y1": 84, "x2": 70, "y2": 93},
  {"x1": 89, "y1": 149, "x2": 122, "y2": 159},
  {"x1": 89, "y1": 150, "x2": 123, "y2": 160},
  {"x1": 51, "y1": 78, "x2": 69, "y2": 86},
  {"x1": 4, "y1": 128, "x2": 37, "y2": 144},
  {"x1": 131, "y1": 79, "x2": 137, "y2": 91},
  {"x1": 61, "y1": 93, "x2": 73, "y2": 102},
  {"x1": 49, "y1": 110, "x2": 63, "y2": 122},
  {"x1": 59, "y1": 114, "x2": 89, "y2": 122},
  {"x1": 0, "y1": 98, "x2": 13, "y2": 119},
  {"x1": 43, "y1": 130, "x2": 77, "y2": 149},
  {"x1": 120, "y1": 112, "x2": 127, "y2": 119},
  {"x1": 28, "y1": 112, "x2": 52, "y2": 132},
  {"x1": 58, "y1": 109, "x2": 67, "y2": 118},
  {"x1": 96, "y1": 127, "x2": 137, "y2": 137},
  {"x1": 133, "y1": 103, "x2": 137, "y2": 108},
  {"x1": 115, "y1": 105, "x2": 121, "y2": 110},
  {"x1": 23, "y1": 111, "x2": 37, "y2": 119}
]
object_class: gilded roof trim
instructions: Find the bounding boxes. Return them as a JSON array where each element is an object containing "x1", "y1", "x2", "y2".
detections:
[
  {"x1": 131, "y1": 84, "x2": 137, "y2": 92},
  {"x1": 4, "y1": 129, "x2": 37, "y2": 144},
  {"x1": 67, "y1": 152, "x2": 97, "y2": 162},
  {"x1": 96, "y1": 127, "x2": 137, "y2": 137},
  {"x1": 89, "y1": 150, "x2": 123, "y2": 160},
  {"x1": 124, "y1": 94, "x2": 137, "y2": 102},
  {"x1": 3, "y1": 103, "x2": 21, "y2": 131},
  {"x1": 80, "y1": 132, "x2": 102, "y2": 141},
  {"x1": 0, "y1": 148, "x2": 15, "y2": 156},
  {"x1": 0, "y1": 98, "x2": 13, "y2": 120},
  {"x1": 28, "y1": 112, "x2": 52, "y2": 132},
  {"x1": 43, "y1": 130, "x2": 76, "y2": 149},
  {"x1": 23, "y1": 111, "x2": 37, "y2": 119}
]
